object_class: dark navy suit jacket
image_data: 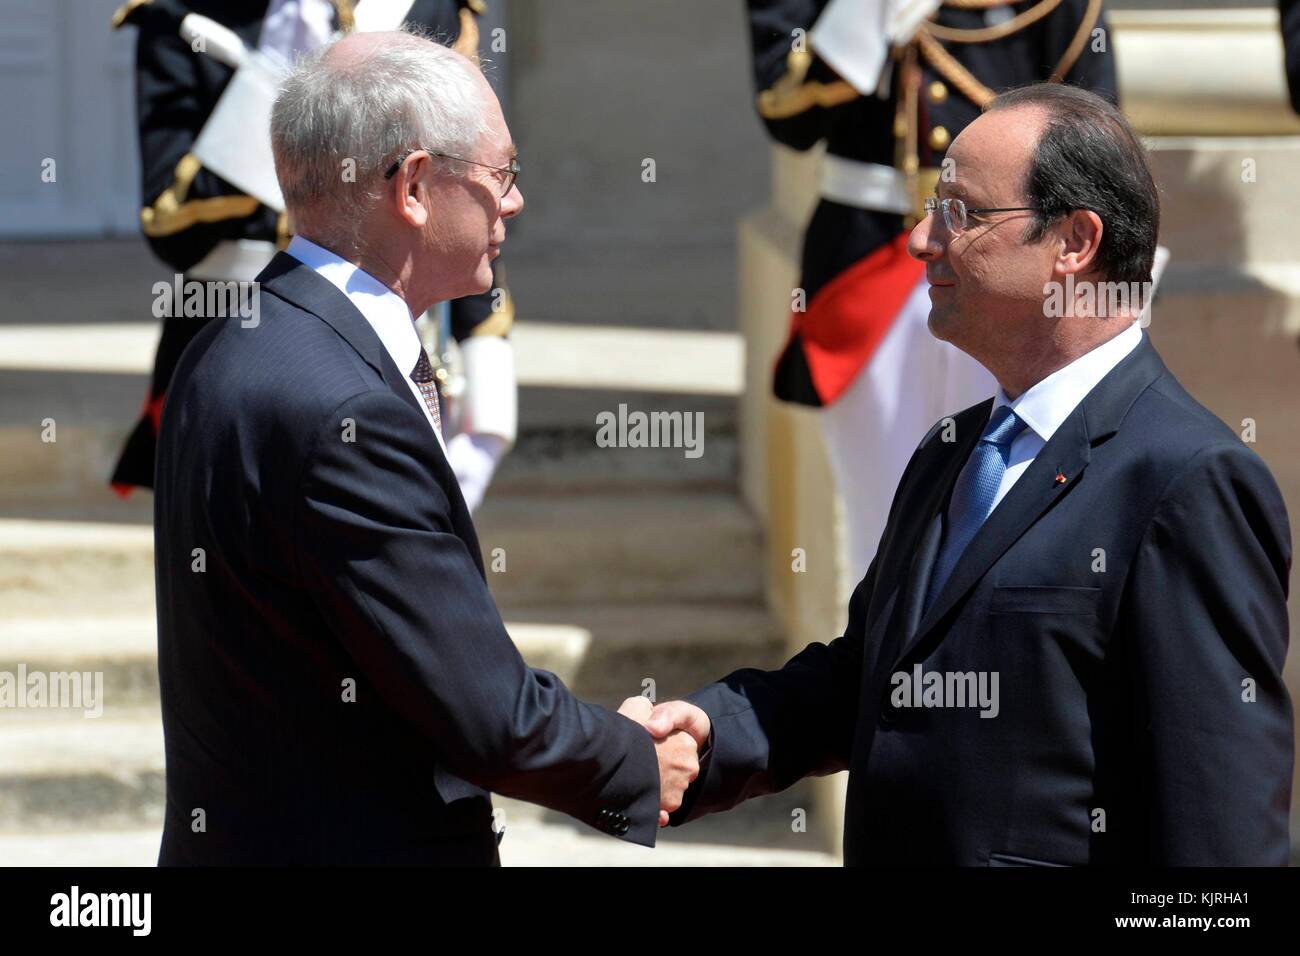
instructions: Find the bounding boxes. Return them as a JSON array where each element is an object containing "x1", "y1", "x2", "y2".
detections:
[
  {"x1": 154, "y1": 252, "x2": 659, "y2": 864},
  {"x1": 674, "y1": 335, "x2": 1293, "y2": 865}
]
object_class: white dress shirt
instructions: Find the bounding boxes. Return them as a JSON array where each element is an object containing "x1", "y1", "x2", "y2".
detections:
[
  {"x1": 981, "y1": 321, "x2": 1143, "y2": 510},
  {"x1": 286, "y1": 235, "x2": 446, "y2": 451}
]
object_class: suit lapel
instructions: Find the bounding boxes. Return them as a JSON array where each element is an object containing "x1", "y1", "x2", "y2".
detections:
[
  {"x1": 866, "y1": 401, "x2": 987, "y2": 676},
  {"x1": 257, "y1": 251, "x2": 428, "y2": 422},
  {"x1": 890, "y1": 334, "x2": 1169, "y2": 665},
  {"x1": 897, "y1": 413, "x2": 1091, "y2": 661}
]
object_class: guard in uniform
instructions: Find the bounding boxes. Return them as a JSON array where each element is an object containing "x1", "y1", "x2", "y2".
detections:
[
  {"x1": 110, "y1": 0, "x2": 517, "y2": 513},
  {"x1": 746, "y1": 0, "x2": 1117, "y2": 577}
]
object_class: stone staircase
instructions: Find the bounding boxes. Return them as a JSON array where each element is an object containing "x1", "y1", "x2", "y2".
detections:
[{"x1": 0, "y1": 239, "x2": 834, "y2": 866}]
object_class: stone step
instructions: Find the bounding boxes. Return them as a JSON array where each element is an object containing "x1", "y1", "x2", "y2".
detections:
[
  {"x1": 494, "y1": 601, "x2": 788, "y2": 705},
  {"x1": 0, "y1": 713, "x2": 165, "y2": 832},
  {"x1": 474, "y1": 492, "x2": 763, "y2": 606},
  {"x1": 0, "y1": 819, "x2": 836, "y2": 867},
  {"x1": 0, "y1": 491, "x2": 763, "y2": 614},
  {"x1": 0, "y1": 615, "x2": 600, "y2": 715},
  {"x1": 0, "y1": 237, "x2": 742, "y2": 336},
  {"x1": 0, "y1": 702, "x2": 830, "y2": 863},
  {"x1": 0, "y1": 602, "x2": 787, "y2": 725},
  {"x1": 0, "y1": 519, "x2": 154, "y2": 619},
  {"x1": 0, "y1": 368, "x2": 738, "y2": 506},
  {"x1": 0, "y1": 600, "x2": 787, "y2": 832},
  {"x1": 0, "y1": 616, "x2": 159, "y2": 712}
]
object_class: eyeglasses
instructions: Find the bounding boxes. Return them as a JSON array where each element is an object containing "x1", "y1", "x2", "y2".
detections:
[
  {"x1": 923, "y1": 196, "x2": 1037, "y2": 236},
  {"x1": 383, "y1": 147, "x2": 520, "y2": 197}
]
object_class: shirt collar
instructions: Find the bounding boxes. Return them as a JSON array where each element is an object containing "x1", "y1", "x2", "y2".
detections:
[
  {"x1": 993, "y1": 321, "x2": 1144, "y2": 443},
  {"x1": 285, "y1": 235, "x2": 421, "y2": 377}
]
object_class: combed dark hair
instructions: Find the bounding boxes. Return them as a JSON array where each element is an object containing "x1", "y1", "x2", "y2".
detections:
[{"x1": 986, "y1": 83, "x2": 1159, "y2": 287}]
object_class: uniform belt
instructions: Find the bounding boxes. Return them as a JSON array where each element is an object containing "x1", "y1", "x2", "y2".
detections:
[
  {"x1": 187, "y1": 239, "x2": 278, "y2": 281},
  {"x1": 818, "y1": 156, "x2": 942, "y2": 223},
  {"x1": 819, "y1": 156, "x2": 912, "y2": 215}
]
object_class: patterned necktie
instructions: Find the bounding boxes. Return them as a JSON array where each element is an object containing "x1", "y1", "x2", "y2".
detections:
[
  {"x1": 409, "y1": 347, "x2": 443, "y2": 437},
  {"x1": 924, "y1": 405, "x2": 1029, "y2": 611}
]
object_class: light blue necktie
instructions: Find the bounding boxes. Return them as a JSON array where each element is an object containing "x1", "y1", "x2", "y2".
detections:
[{"x1": 924, "y1": 405, "x2": 1029, "y2": 611}]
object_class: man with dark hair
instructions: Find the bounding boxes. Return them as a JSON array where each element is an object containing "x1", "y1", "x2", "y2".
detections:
[
  {"x1": 988, "y1": 83, "x2": 1158, "y2": 290},
  {"x1": 743, "y1": 0, "x2": 1117, "y2": 581},
  {"x1": 647, "y1": 82, "x2": 1293, "y2": 866}
]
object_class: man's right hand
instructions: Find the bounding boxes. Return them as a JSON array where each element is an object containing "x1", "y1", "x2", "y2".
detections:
[{"x1": 618, "y1": 696, "x2": 704, "y2": 827}]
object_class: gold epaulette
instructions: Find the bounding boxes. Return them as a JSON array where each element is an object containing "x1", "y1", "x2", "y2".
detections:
[
  {"x1": 756, "y1": 49, "x2": 859, "y2": 120},
  {"x1": 110, "y1": 0, "x2": 152, "y2": 30},
  {"x1": 140, "y1": 153, "x2": 260, "y2": 238}
]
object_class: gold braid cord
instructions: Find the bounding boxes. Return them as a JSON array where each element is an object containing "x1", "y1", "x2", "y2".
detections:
[
  {"x1": 926, "y1": 0, "x2": 1065, "y2": 44},
  {"x1": 915, "y1": 29, "x2": 996, "y2": 108},
  {"x1": 333, "y1": 0, "x2": 356, "y2": 33},
  {"x1": 1049, "y1": 0, "x2": 1102, "y2": 81},
  {"x1": 452, "y1": 7, "x2": 481, "y2": 62},
  {"x1": 942, "y1": 0, "x2": 1029, "y2": 7},
  {"x1": 916, "y1": 0, "x2": 1103, "y2": 106}
]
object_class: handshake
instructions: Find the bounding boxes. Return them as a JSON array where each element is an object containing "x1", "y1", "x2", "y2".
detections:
[{"x1": 617, "y1": 696, "x2": 711, "y2": 827}]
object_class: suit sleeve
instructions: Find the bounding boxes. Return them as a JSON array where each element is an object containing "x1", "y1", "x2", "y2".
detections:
[
  {"x1": 294, "y1": 388, "x2": 661, "y2": 845},
  {"x1": 1122, "y1": 441, "x2": 1293, "y2": 864},
  {"x1": 668, "y1": 415, "x2": 949, "y2": 824},
  {"x1": 669, "y1": 562, "x2": 874, "y2": 823},
  {"x1": 746, "y1": 0, "x2": 859, "y2": 150}
]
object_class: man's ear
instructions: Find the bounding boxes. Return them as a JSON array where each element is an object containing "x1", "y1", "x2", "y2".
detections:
[
  {"x1": 393, "y1": 152, "x2": 433, "y2": 228},
  {"x1": 1052, "y1": 208, "x2": 1104, "y2": 278}
]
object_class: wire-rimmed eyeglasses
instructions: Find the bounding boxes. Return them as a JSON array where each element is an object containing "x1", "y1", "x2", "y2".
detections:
[
  {"x1": 383, "y1": 147, "x2": 519, "y2": 198},
  {"x1": 923, "y1": 196, "x2": 1037, "y2": 235}
]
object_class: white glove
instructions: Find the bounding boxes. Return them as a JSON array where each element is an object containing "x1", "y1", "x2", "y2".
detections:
[{"x1": 446, "y1": 432, "x2": 508, "y2": 513}]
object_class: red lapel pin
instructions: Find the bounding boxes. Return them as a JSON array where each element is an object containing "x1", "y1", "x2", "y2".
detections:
[{"x1": 1054, "y1": 471, "x2": 1067, "y2": 484}]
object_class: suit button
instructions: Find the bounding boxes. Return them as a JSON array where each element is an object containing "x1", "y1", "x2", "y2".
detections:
[
  {"x1": 928, "y1": 81, "x2": 947, "y2": 104},
  {"x1": 929, "y1": 126, "x2": 950, "y2": 150}
]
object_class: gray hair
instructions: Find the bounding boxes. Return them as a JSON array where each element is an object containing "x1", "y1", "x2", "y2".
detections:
[{"x1": 270, "y1": 27, "x2": 489, "y2": 249}]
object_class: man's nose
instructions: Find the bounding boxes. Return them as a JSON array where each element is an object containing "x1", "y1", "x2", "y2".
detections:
[
  {"x1": 907, "y1": 213, "x2": 943, "y2": 262},
  {"x1": 501, "y1": 184, "x2": 523, "y2": 219}
]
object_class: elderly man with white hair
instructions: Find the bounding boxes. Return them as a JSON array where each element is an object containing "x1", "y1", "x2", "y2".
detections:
[{"x1": 151, "y1": 29, "x2": 701, "y2": 865}]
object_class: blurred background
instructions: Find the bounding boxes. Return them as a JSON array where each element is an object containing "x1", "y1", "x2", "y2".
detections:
[{"x1": 0, "y1": 0, "x2": 1297, "y2": 865}]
